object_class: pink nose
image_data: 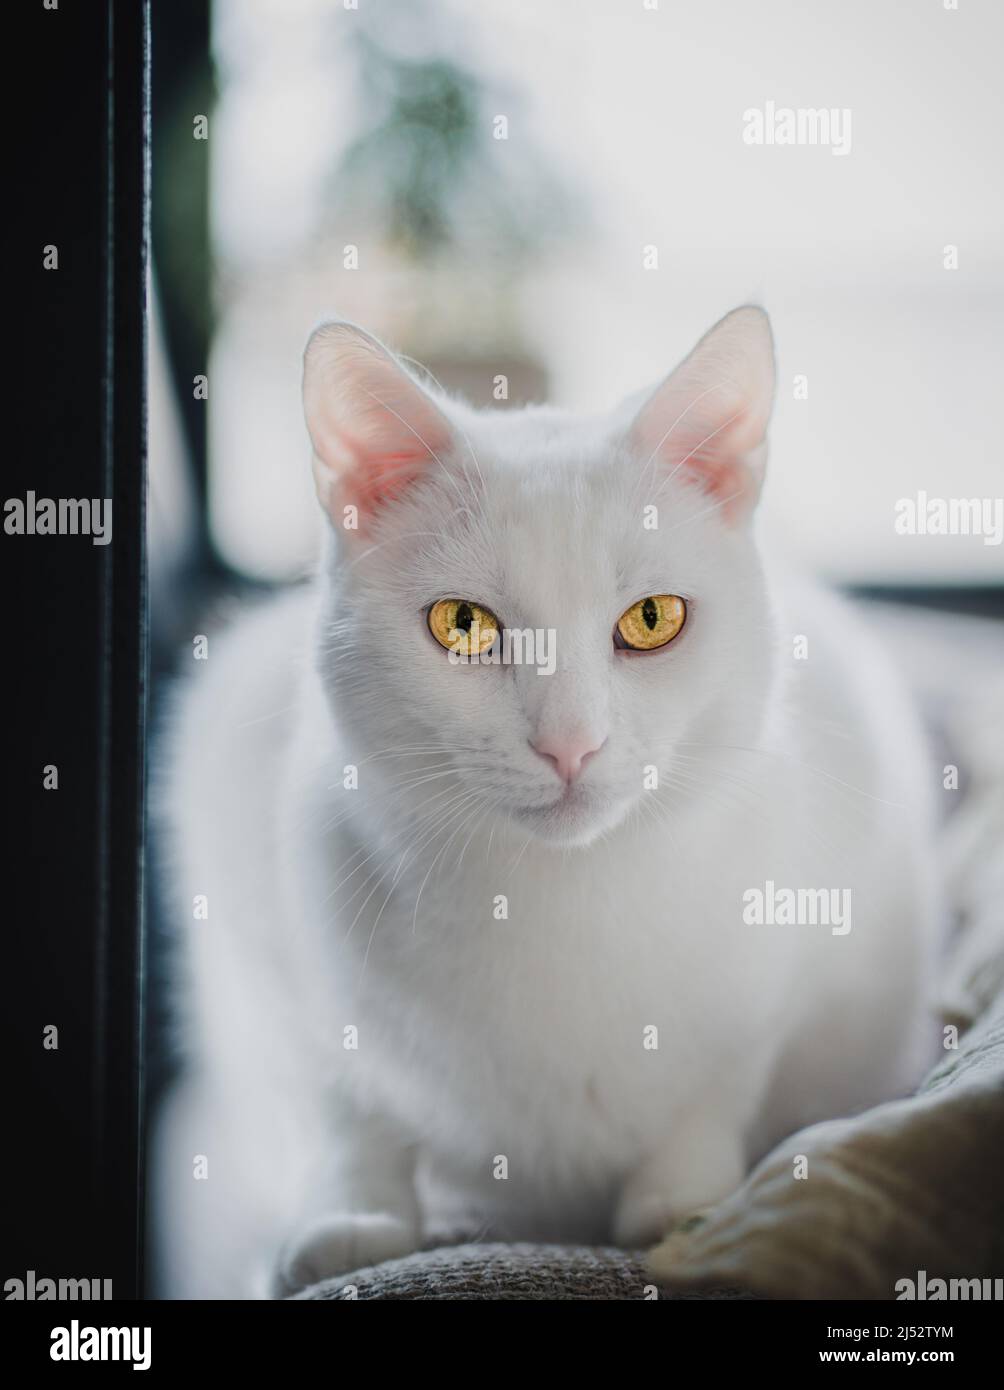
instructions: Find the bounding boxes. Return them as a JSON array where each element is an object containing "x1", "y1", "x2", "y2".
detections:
[{"x1": 531, "y1": 732, "x2": 606, "y2": 784}]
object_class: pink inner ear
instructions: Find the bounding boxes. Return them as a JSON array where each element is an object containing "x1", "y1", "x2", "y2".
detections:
[
  {"x1": 628, "y1": 308, "x2": 775, "y2": 523},
  {"x1": 671, "y1": 441, "x2": 749, "y2": 509},
  {"x1": 304, "y1": 325, "x2": 454, "y2": 530},
  {"x1": 346, "y1": 444, "x2": 437, "y2": 516},
  {"x1": 631, "y1": 384, "x2": 765, "y2": 521}
]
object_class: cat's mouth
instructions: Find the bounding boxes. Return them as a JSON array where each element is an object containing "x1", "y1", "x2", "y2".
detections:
[
  {"x1": 517, "y1": 781, "x2": 590, "y2": 815},
  {"x1": 511, "y1": 782, "x2": 626, "y2": 846}
]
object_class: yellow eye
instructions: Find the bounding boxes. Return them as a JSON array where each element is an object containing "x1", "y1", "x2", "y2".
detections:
[
  {"x1": 616, "y1": 594, "x2": 686, "y2": 651},
  {"x1": 428, "y1": 599, "x2": 500, "y2": 655}
]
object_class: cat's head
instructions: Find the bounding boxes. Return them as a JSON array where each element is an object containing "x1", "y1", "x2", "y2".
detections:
[{"x1": 303, "y1": 307, "x2": 777, "y2": 849}]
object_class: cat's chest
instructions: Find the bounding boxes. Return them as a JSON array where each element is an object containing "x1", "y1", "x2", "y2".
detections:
[{"x1": 333, "y1": 858, "x2": 762, "y2": 1144}]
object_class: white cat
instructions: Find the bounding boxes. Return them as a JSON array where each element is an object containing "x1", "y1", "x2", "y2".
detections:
[{"x1": 151, "y1": 307, "x2": 939, "y2": 1299}]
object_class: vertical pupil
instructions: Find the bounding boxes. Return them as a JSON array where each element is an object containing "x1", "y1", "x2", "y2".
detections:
[
  {"x1": 642, "y1": 597, "x2": 659, "y2": 630},
  {"x1": 455, "y1": 602, "x2": 474, "y2": 632}
]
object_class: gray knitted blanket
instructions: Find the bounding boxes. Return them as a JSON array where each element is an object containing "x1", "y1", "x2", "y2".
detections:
[{"x1": 297, "y1": 1241, "x2": 756, "y2": 1301}]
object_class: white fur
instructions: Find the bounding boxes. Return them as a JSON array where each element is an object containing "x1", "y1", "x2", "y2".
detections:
[{"x1": 151, "y1": 311, "x2": 939, "y2": 1298}]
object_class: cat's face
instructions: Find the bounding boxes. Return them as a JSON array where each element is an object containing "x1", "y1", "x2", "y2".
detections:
[{"x1": 306, "y1": 308, "x2": 777, "y2": 849}]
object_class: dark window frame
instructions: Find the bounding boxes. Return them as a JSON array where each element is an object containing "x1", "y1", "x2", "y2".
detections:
[{"x1": 11, "y1": 0, "x2": 149, "y2": 1299}]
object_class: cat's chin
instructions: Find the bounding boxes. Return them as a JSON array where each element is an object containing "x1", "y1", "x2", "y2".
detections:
[{"x1": 510, "y1": 787, "x2": 632, "y2": 849}]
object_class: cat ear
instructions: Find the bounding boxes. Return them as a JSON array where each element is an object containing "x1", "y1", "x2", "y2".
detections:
[
  {"x1": 627, "y1": 305, "x2": 775, "y2": 524},
  {"x1": 303, "y1": 322, "x2": 454, "y2": 533}
]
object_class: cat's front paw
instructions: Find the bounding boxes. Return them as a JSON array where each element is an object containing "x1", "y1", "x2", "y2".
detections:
[
  {"x1": 614, "y1": 1195, "x2": 713, "y2": 1249},
  {"x1": 272, "y1": 1212, "x2": 419, "y2": 1297},
  {"x1": 614, "y1": 1131, "x2": 744, "y2": 1248}
]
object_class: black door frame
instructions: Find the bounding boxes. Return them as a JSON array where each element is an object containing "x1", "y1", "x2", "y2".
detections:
[{"x1": 10, "y1": 0, "x2": 149, "y2": 1299}]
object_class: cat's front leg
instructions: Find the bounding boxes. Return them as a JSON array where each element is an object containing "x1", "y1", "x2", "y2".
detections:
[
  {"x1": 613, "y1": 1116, "x2": 745, "y2": 1249},
  {"x1": 271, "y1": 1108, "x2": 420, "y2": 1297}
]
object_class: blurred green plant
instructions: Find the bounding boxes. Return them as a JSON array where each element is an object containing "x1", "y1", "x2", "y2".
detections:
[{"x1": 330, "y1": 5, "x2": 577, "y2": 269}]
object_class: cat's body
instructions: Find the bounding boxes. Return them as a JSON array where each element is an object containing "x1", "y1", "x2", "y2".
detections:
[{"x1": 152, "y1": 310, "x2": 939, "y2": 1298}]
